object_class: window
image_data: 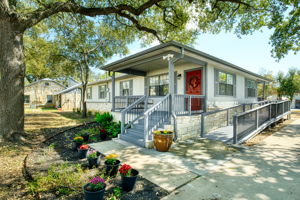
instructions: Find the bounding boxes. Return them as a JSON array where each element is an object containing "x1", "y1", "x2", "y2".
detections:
[
  {"x1": 245, "y1": 79, "x2": 257, "y2": 98},
  {"x1": 149, "y1": 74, "x2": 169, "y2": 96},
  {"x1": 24, "y1": 95, "x2": 30, "y2": 103},
  {"x1": 87, "y1": 87, "x2": 92, "y2": 99},
  {"x1": 120, "y1": 80, "x2": 133, "y2": 96},
  {"x1": 47, "y1": 95, "x2": 53, "y2": 103},
  {"x1": 98, "y1": 85, "x2": 107, "y2": 99},
  {"x1": 215, "y1": 70, "x2": 235, "y2": 96}
]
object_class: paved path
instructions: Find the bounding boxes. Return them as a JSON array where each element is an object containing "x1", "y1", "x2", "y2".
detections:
[{"x1": 163, "y1": 117, "x2": 300, "y2": 200}]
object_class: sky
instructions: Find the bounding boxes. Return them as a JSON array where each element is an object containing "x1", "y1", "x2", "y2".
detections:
[{"x1": 103, "y1": 28, "x2": 299, "y2": 76}]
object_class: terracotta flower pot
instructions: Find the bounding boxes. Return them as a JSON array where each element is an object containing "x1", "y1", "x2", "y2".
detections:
[
  {"x1": 153, "y1": 133, "x2": 173, "y2": 152},
  {"x1": 121, "y1": 169, "x2": 139, "y2": 192},
  {"x1": 83, "y1": 183, "x2": 106, "y2": 200}
]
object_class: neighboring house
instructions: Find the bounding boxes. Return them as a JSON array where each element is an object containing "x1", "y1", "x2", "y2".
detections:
[
  {"x1": 53, "y1": 83, "x2": 82, "y2": 111},
  {"x1": 24, "y1": 78, "x2": 66, "y2": 107},
  {"x1": 79, "y1": 41, "x2": 271, "y2": 147},
  {"x1": 292, "y1": 93, "x2": 300, "y2": 109}
]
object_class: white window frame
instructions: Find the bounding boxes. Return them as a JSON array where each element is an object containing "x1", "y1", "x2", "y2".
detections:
[
  {"x1": 215, "y1": 69, "x2": 236, "y2": 97},
  {"x1": 98, "y1": 85, "x2": 107, "y2": 99},
  {"x1": 120, "y1": 80, "x2": 133, "y2": 96},
  {"x1": 245, "y1": 78, "x2": 257, "y2": 98},
  {"x1": 87, "y1": 87, "x2": 93, "y2": 99}
]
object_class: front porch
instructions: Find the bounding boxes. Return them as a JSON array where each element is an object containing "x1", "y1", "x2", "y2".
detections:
[{"x1": 107, "y1": 47, "x2": 207, "y2": 147}]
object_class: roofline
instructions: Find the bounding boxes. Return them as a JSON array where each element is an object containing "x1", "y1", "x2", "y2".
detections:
[
  {"x1": 87, "y1": 74, "x2": 133, "y2": 86},
  {"x1": 25, "y1": 79, "x2": 66, "y2": 88},
  {"x1": 101, "y1": 41, "x2": 271, "y2": 82}
]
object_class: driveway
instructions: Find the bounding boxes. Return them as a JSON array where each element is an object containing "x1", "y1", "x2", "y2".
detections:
[{"x1": 163, "y1": 114, "x2": 300, "y2": 200}]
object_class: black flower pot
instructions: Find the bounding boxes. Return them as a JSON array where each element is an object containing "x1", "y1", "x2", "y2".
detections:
[
  {"x1": 83, "y1": 183, "x2": 106, "y2": 200},
  {"x1": 121, "y1": 169, "x2": 139, "y2": 192},
  {"x1": 105, "y1": 160, "x2": 120, "y2": 177},
  {"x1": 87, "y1": 157, "x2": 100, "y2": 169},
  {"x1": 78, "y1": 149, "x2": 88, "y2": 159},
  {"x1": 72, "y1": 141, "x2": 83, "y2": 152},
  {"x1": 82, "y1": 134, "x2": 90, "y2": 142},
  {"x1": 100, "y1": 133, "x2": 107, "y2": 141}
]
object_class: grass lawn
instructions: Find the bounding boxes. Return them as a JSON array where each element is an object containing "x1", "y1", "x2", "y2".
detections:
[{"x1": 0, "y1": 109, "x2": 95, "y2": 200}]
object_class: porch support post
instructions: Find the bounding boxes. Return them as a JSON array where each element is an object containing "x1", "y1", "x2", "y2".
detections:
[
  {"x1": 263, "y1": 81, "x2": 266, "y2": 100},
  {"x1": 111, "y1": 72, "x2": 116, "y2": 111},
  {"x1": 168, "y1": 59, "x2": 175, "y2": 113}
]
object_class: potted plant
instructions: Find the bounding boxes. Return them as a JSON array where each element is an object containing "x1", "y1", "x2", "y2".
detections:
[
  {"x1": 99, "y1": 129, "x2": 107, "y2": 140},
  {"x1": 119, "y1": 164, "x2": 139, "y2": 192},
  {"x1": 81, "y1": 132, "x2": 90, "y2": 142},
  {"x1": 104, "y1": 154, "x2": 120, "y2": 177},
  {"x1": 79, "y1": 144, "x2": 89, "y2": 159},
  {"x1": 72, "y1": 136, "x2": 84, "y2": 151},
  {"x1": 153, "y1": 130, "x2": 173, "y2": 152},
  {"x1": 87, "y1": 150, "x2": 100, "y2": 169},
  {"x1": 83, "y1": 176, "x2": 106, "y2": 200}
]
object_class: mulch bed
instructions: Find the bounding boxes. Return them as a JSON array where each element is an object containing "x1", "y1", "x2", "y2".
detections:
[{"x1": 26, "y1": 123, "x2": 169, "y2": 200}]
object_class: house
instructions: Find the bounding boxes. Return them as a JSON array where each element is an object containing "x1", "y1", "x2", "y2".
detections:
[
  {"x1": 53, "y1": 83, "x2": 81, "y2": 111},
  {"x1": 24, "y1": 78, "x2": 66, "y2": 108},
  {"x1": 82, "y1": 41, "x2": 272, "y2": 147},
  {"x1": 292, "y1": 93, "x2": 300, "y2": 109}
]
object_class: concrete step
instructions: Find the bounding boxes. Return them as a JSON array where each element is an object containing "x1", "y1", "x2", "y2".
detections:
[
  {"x1": 119, "y1": 134, "x2": 145, "y2": 147},
  {"x1": 126, "y1": 129, "x2": 144, "y2": 138}
]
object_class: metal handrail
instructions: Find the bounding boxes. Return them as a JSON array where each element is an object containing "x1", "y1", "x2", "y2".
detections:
[
  {"x1": 121, "y1": 95, "x2": 146, "y2": 135},
  {"x1": 144, "y1": 94, "x2": 172, "y2": 143},
  {"x1": 233, "y1": 100, "x2": 290, "y2": 144},
  {"x1": 144, "y1": 94, "x2": 171, "y2": 115}
]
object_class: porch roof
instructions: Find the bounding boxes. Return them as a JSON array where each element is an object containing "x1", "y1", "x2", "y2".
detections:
[{"x1": 101, "y1": 41, "x2": 271, "y2": 82}]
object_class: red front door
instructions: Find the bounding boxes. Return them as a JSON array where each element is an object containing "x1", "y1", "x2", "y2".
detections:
[{"x1": 185, "y1": 69, "x2": 202, "y2": 111}]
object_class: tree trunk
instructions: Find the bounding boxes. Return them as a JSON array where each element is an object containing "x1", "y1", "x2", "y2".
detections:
[
  {"x1": 81, "y1": 83, "x2": 87, "y2": 118},
  {"x1": 0, "y1": 19, "x2": 25, "y2": 141}
]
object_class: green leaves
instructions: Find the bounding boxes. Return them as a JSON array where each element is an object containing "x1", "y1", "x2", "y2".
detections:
[{"x1": 277, "y1": 68, "x2": 300, "y2": 100}]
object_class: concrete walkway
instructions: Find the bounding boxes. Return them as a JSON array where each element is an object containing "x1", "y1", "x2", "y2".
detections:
[
  {"x1": 163, "y1": 116, "x2": 300, "y2": 200},
  {"x1": 90, "y1": 138, "x2": 240, "y2": 192}
]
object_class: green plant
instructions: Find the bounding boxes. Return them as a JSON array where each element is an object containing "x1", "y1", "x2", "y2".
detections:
[
  {"x1": 87, "y1": 150, "x2": 98, "y2": 159},
  {"x1": 95, "y1": 112, "x2": 113, "y2": 126},
  {"x1": 27, "y1": 163, "x2": 86, "y2": 196},
  {"x1": 87, "y1": 110, "x2": 92, "y2": 116},
  {"x1": 109, "y1": 187, "x2": 122, "y2": 200},
  {"x1": 153, "y1": 130, "x2": 173, "y2": 134},
  {"x1": 85, "y1": 176, "x2": 106, "y2": 192},
  {"x1": 105, "y1": 154, "x2": 119, "y2": 165},
  {"x1": 76, "y1": 128, "x2": 98, "y2": 137},
  {"x1": 105, "y1": 121, "x2": 121, "y2": 138}
]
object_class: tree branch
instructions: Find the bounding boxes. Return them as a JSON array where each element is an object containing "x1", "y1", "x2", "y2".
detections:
[{"x1": 21, "y1": 0, "x2": 164, "y2": 30}]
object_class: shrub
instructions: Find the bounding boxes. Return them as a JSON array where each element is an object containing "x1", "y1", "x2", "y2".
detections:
[{"x1": 95, "y1": 112, "x2": 113, "y2": 126}]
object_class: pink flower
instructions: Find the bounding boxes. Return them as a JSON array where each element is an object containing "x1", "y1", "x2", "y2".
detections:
[{"x1": 89, "y1": 176, "x2": 105, "y2": 184}]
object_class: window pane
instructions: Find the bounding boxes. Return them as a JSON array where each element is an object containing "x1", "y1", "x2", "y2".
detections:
[
  {"x1": 227, "y1": 84, "x2": 233, "y2": 96},
  {"x1": 218, "y1": 72, "x2": 227, "y2": 83},
  {"x1": 227, "y1": 74, "x2": 233, "y2": 84},
  {"x1": 160, "y1": 75, "x2": 169, "y2": 85},
  {"x1": 219, "y1": 83, "x2": 226, "y2": 95},
  {"x1": 150, "y1": 77, "x2": 159, "y2": 86}
]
